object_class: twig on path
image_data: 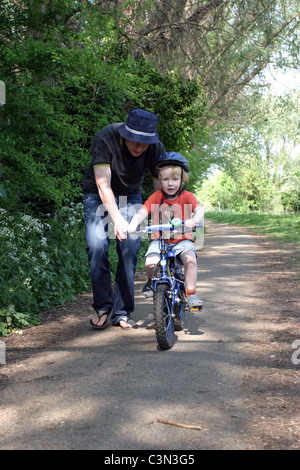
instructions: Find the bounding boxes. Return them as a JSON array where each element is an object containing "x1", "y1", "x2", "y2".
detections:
[
  {"x1": 157, "y1": 419, "x2": 201, "y2": 430},
  {"x1": 264, "y1": 421, "x2": 300, "y2": 430}
]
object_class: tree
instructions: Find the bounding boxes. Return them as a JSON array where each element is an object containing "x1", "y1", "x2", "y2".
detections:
[
  {"x1": 0, "y1": 0, "x2": 205, "y2": 211},
  {"x1": 195, "y1": 89, "x2": 300, "y2": 212},
  {"x1": 98, "y1": 0, "x2": 299, "y2": 123},
  {"x1": 0, "y1": 0, "x2": 127, "y2": 209}
]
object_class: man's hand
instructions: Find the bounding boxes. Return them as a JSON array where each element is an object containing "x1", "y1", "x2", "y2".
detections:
[
  {"x1": 114, "y1": 216, "x2": 129, "y2": 241},
  {"x1": 94, "y1": 166, "x2": 129, "y2": 241}
]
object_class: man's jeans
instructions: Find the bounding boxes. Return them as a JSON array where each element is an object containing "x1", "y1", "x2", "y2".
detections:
[{"x1": 83, "y1": 192, "x2": 142, "y2": 325}]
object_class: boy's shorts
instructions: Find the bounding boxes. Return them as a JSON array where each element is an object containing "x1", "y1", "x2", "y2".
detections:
[{"x1": 145, "y1": 239, "x2": 197, "y2": 258}]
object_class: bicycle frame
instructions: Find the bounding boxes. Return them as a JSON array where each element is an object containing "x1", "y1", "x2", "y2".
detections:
[
  {"x1": 136, "y1": 219, "x2": 188, "y2": 349},
  {"x1": 134, "y1": 217, "x2": 202, "y2": 349},
  {"x1": 152, "y1": 236, "x2": 186, "y2": 315}
]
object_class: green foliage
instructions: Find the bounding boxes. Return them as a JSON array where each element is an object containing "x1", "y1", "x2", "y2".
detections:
[
  {"x1": 125, "y1": 62, "x2": 205, "y2": 199},
  {"x1": 0, "y1": 203, "x2": 91, "y2": 336},
  {"x1": 281, "y1": 190, "x2": 300, "y2": 212},
  {"x1": 137, "y1": 66, "x2": 204, "y2": 151},
  {"x1": 196, "y1": 89, "x2": 300, "y2": 213},
  {"x1": 0, "y1": 1, "x2": 204, "y2": 212},
  {"x1": 196, "y1": 171, "x2": 238, "y2": 210},
  {"x1": 0, "y1": 3, "x2": 125, "y2": 209},
  {"x1": 196, "y1": 166, "x2": 283, "y2": 213},
  {"x1": 0, "y1": 305, "x2": 35, "y2": 337},
  {"x1": 0, "y1": 0, "x2": 207, "y2": 335}
]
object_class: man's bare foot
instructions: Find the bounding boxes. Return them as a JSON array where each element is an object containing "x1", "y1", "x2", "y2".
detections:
[{"x1": 118, "y1": 318, "x2": 137, "y2": 329}]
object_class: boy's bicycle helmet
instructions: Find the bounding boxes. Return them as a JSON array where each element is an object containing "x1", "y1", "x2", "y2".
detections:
[{"x1": 156, "y1": 152, "x2": 190, "y2": 172}]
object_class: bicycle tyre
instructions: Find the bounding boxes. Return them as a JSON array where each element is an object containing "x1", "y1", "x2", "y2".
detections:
[{"x1": 153, "y1": 283, "x2": 175, "y2": 350}]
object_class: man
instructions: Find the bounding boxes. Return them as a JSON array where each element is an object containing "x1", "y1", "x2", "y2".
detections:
[{"x1": 83, "y1": 109, "x2": 165, "y2": 329}]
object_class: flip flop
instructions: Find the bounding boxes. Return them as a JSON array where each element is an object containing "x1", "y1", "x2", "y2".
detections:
[
  {"x1": 90, "y1": 311, "x2": 110, "y2": 330},
  {"x1": 117, "y1": 318, "x2": 137, "y2": 329}
]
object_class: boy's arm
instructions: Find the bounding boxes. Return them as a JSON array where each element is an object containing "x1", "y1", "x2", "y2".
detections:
[
  {"x1": 128, "y1": 207, "x2": 148, "y2": 233},
  {"x1": 193, "y1": 205, "x2": 204, "y2": 224},
  {"x1": 185, "y1": 205, "x2": 204, "y2": 229},
  {"x1": 128, "y1": 190, "x2": 159, "y2": 232}
]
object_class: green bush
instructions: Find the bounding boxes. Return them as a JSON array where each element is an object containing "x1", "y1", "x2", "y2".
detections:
[
  {"x1": 0, "y1": 0, "x2": 205, "y2": 335},
  {"x1": 0, "y1": 203, "x2": 91, "y2": 336}
]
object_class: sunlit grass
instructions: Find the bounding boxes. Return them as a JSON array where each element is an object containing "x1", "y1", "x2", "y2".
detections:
[{"x1": 205, "y1": 211, "x2": 300, "y2": 246}]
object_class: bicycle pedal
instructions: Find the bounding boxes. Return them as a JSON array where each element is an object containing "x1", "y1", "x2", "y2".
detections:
[{"x1": 187, "y1": 295, "x2": 204, "y2": 310}]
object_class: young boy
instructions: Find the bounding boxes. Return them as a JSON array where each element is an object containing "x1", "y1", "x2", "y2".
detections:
[{"x1": 128, "y1": 152, "x2": 203, "y2": 309}]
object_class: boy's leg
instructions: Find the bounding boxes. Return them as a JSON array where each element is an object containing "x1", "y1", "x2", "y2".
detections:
[
  {"x1": 179, "y1": 250, "x2": 197, "y2": 290},
  {"x1": 141, "y1": 240, "x2": 161, "y2": 298},
  {"x1": 145, "y1": 254, "x2": 160, "y2": 280},
  {"x1": 140, "y1": 254, "x2": 160, "y2": 298},
  {"x1": 179, "y1": 248, "x2": 203, "y2": 309}
]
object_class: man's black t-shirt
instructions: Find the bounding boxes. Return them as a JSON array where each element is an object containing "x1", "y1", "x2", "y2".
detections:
[{"x1": 83, "y1": 123, "x2": 165, "y2": 195}]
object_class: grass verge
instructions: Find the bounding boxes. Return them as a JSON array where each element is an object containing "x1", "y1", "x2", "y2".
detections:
[{"x1": 205, "y1": 211, "x2": 300, "y2": 246}]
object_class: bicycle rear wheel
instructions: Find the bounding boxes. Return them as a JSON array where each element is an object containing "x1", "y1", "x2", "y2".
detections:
[{"x1": 153, "y1": 284, "x2": 175, "y2": 350}]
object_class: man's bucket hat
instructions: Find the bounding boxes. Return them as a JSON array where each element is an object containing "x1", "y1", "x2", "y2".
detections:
[{"x1": 118, "y1": 109, "x2": 159, "y2": 144}]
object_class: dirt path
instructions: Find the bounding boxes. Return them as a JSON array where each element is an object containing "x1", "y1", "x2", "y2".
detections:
[{"x1": 0, "y1": 221, "x2": 299, "y2": 450}]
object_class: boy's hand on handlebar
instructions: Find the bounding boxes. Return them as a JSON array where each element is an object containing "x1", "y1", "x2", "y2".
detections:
[
  {"x1": 184, "y1": 218, "x2": 196, "y2": 229},
  {"x1": 127, "y1": 220, "x2": 138, "y2": 234},
  {"x1": 128, "y1": 209, "x2": 147, "y2": 234}
]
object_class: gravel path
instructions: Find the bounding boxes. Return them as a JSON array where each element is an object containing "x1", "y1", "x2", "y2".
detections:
[{"x1": 0, "y1": 221, "x2": 299, "y2": 450}]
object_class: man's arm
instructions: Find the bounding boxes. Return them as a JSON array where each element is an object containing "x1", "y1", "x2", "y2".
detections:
[{"x1": 94, "y1": 165, "x2": 128, "y2": 241}]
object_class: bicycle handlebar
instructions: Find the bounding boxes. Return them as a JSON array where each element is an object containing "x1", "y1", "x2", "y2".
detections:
[{"x1": 132, "y1": 218, "x2": 202, "y2": 234}]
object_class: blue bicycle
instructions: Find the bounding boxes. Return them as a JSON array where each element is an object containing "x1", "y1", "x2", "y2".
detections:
[{"x1": 137, "y1": 217, "x2": 202, "y2": 350}]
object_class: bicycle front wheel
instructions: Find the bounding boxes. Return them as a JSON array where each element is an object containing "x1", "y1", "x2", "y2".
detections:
[{"x1": 153, "y1": 284, "x2": 175, "y2": 350}]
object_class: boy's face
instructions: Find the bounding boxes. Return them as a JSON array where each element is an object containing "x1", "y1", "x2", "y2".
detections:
[{"x1": 159, "y1": 167, "x2": 181, "y2": 197}]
